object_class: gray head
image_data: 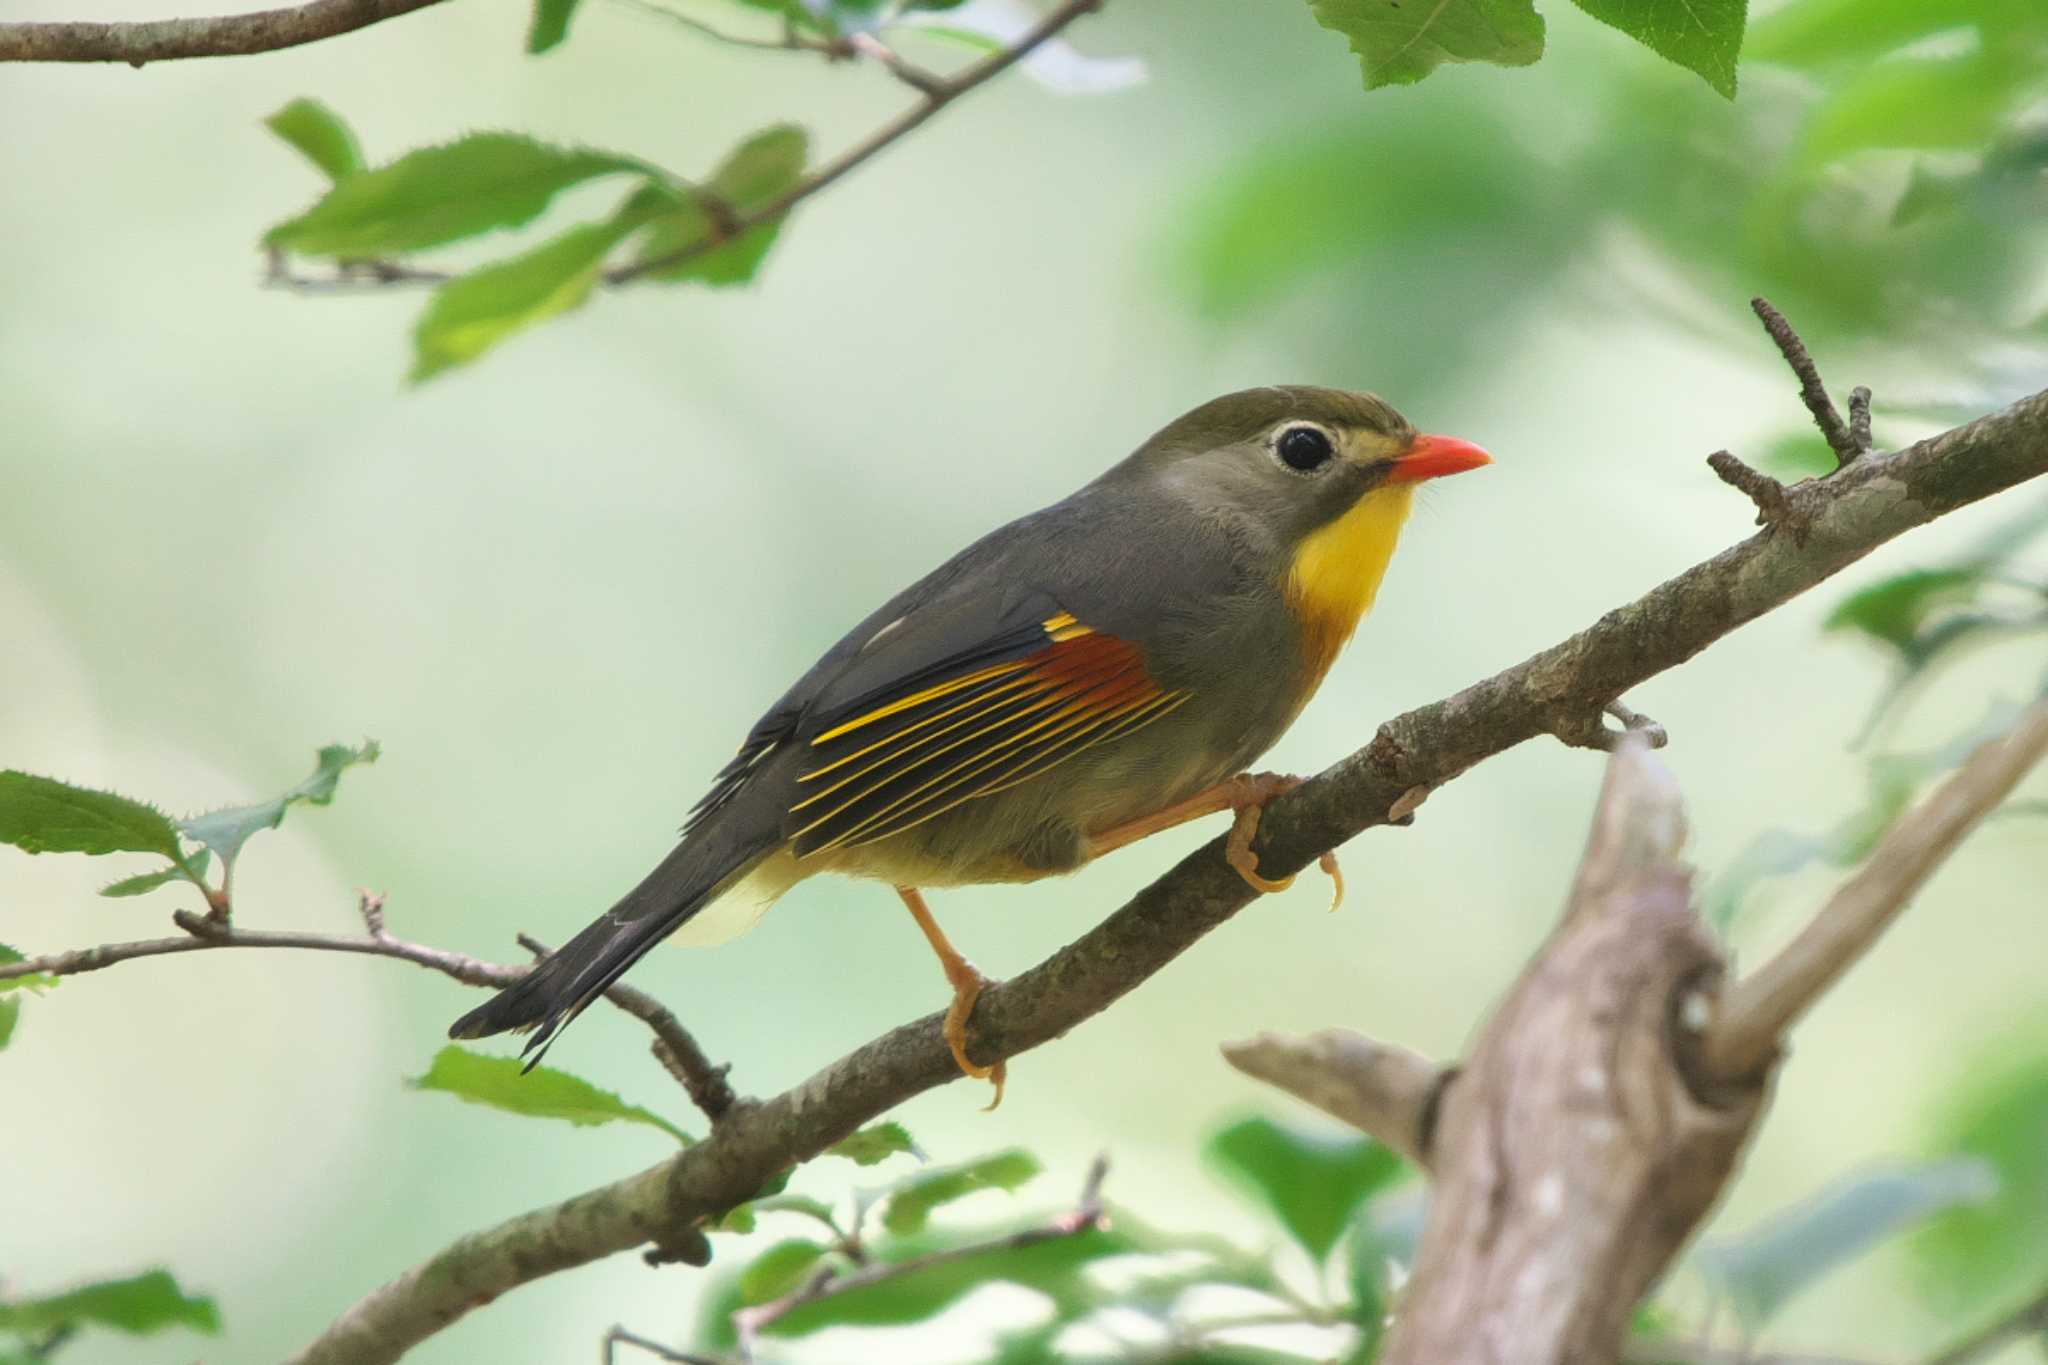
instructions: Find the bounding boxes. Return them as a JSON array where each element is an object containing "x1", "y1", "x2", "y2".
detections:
[{"x1": 1099, "y1": 386, "x2": 1483, "y2": 547}]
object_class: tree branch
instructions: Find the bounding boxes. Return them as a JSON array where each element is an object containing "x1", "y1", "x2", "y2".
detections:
[
  {"x1": 1705, "y1": 697, "x2": 2048, "y2": 1079},
  {"x1": 0, "y1": 0, "x2": 449, "y2": 65},
  {"x1": 2, "y1": 893, "x2": 735, "y2": 1123},
  {"x1": 1220, "y1": 1030, "x2": 1444, "y2": 1169},
  {"x1": 278, "y1": 368, "x2": 2048, "y2": 1364},
  {"x1": 603, "y1": 0, "x2": 1104, "y2": 285}
]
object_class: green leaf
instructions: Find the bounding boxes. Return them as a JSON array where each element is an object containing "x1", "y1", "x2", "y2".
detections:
[
  {"x1": 410, "y1": 219, "x2": 631, "y2": 382},
  {"x1": 709, "y1": 125, "x2": 807, "y2": 210},
  {"x1": 829, "y1": 1121, "x2": 920, "y2": 1166},
  {"x1": 1695, "y1": 1159, "x2": 1996, "y2": 1331},
  {"x1": 0, "y1": 773, "x2": 182, "y2": 860},
  {"x1": 179, "y1": 741, "x2": 378, "y2": 868},
  {"x1": 0, "y1": 943, "x2": 54, "y2": 997},
  {"x1": 1205, "y1": 1115, "x2": 1408, "y2": 1263},
  {"x1": 528, "y1": 0, "x2": 582, "y2": 52},
  {"x1": 1826, "y1": 569, "x2": 1989, "y2": 653},
  {"x1": 101, "y1": 848, "x2": 211, "y2": 899},
  {"x1": 1745, "y1": 0, "x2": 2041, "y2": 70},
  {"x1": 739, "y1": 1239, "x2": 829, "y2": 1305},
  {"x1": 879, "y1": 1150, "x2": 1041, "y2": 1235},
  {"x1": 1307, "y1": 0, "x2": 1545, "y2": 90},
  {"x1": 719, "y1": 1192, "x2": 840, "y2": 1237},
  {"x1": 1568, "y1": 0, "x2": 1746, "y2": 98},
  {"x1": 1800, "y1": 54, "x2": 2032, "y2": 170},
  {"x1": 0, "y1": 1269, "x2": 220, "y2": 1336},
  {"x1": 1917, "y1": 1051, "x2": 2048, "y2": 1308},
  {"x1": 0, "y1": 944, "x2": 51, "y2": 1052},
  {"x1": 408, "y1": 1045, "x2": 693, "y2": 1144},
  {"x1": 265, "y1": 133, "x2": 649, "y2": 256},
  {"x1": 632, "y1": 127, "x2": 808, "y2": 286},
  {"x1": 264, "y1": 98, "x2": 362, "y2": 182}
]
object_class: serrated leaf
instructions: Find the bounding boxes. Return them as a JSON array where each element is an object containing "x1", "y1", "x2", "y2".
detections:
[
  {"x1": 178, "y1": 741, "x2": 377, "y2": 868},
  {"x1": 0, "y1": 773, "x2": 183, "y2": 860},
  {"x1": 1696, "y1": 1159, "x2": 1997, "y2": 1331},
  {"x1": 1307, "y1": 0, "x2": 1545, "y2": 90},
  {"x1": 1569, "y1": 0, "x2": 1746, "y2": 98},
  {"x1": 0, "y1": 1268, "x2": 220, "y2": 1336},
  {"x1": 102, "y1": 848, "x2": 212, "y2": 899},
  {"x1": 264, "y1": 98, "x2": 362, "y2": 182},
  {"x1": 1205, "y1": 1115, "x2": 1408, "y2": 1263},
  {"x1": 632, "y1": 127, "x2": 808, "y2": 286},
  {"x1": 740, "y1": 1238, "x2": 829, "y2": 1305},
  {"x1": 879, "y1": 1150, "x2": 1041, "y2": 1234},
  {"x1": 409, "y1": 1045, "x2": 693, "y2": 1143},
  {"x1": 265, "y1": 133, "x2": 649, "y2": 256},
  {"x1": 829, "y1": 1121, "x2": 919, "y2": 1166},
  {"x1": 528, "y1": 0, "x2": 582, "y2": 52},
  {"x1": 410, "y1": 220, "x2": 632, "y2": 381}
]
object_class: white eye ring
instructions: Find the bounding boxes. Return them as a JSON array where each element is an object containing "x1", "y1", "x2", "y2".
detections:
[{"x1": 1272, "y1": 423, "x2": 1337, "y2": 474}]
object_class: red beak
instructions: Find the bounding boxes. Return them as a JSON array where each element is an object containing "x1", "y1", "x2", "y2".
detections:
[{"x1": 1388, "y1": 433, "x2": 1493, "y2": 484}]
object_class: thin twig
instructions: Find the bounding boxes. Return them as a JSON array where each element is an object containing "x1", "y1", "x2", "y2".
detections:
[
  {"x1": 1924, "y1": 1282, "x2": 2048, "y2": 1365},
  {"x1": 1705, "y1": 696, "x2": 2048, "y2": 1079},
  {"x1": 4, "y1": 902, "x2": 736, "y2": 1123},
  {"x1": 601, "y1": 1325, "x2": 729, "y2": 1365},
  {"x1": 609, "y1": 0, "x2": 842, "y2": 55},
  {"x1": 1849, "y1": 386, "x2": 1875, "y2": 454},
  {"x1": 734, "y1": 1154, "x2": 1110, "y2": 1352},
  {"x1": 1751, "y1": 296, "x2": 1861, "y2": 466},
  {"x1": 1707, "y1": 449, "x2": 1800, "y2": 530},
  {"x1": 519, "y1": 934, "x2": 735, "y2": 1120},
  {"x1": 605, "y1": 0, "x2": 1105, "y2": 285},
  {"x1": 0, "y1": 0, "x2": 448, "y2": 63}
]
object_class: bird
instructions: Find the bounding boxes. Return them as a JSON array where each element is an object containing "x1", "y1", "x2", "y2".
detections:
[{"x1": 450, "y1": 387, "x2": 1491, "y2": 1105}]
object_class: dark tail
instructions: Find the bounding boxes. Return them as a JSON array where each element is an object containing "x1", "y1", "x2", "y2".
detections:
[{"x1": 447, "y1": 831, "x2": 771, "y2": 1066}]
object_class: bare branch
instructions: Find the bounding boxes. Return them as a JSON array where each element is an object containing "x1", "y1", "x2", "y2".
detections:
[
  {"x1": 2, "y1": 903, "x2": 735, "y2": 1123},
  {"x1": 1751, "y1": 296, "x2": 1863, "y2": 465},
  {"x1": 605, "y1": 0, "x2": 1105, "y2": 286},
  {"x1": 1848, "y1": 386, "x2": 1875, "y2": 454},
  {"x1": 281, "y1": 382, "x2": 2048, "y2": 1365},
  {"x1": 1221, "y1": 1029, "x2": 1444, "y2": 1169},
  {"x1": 0, "y1": 0, "x2": 449, "y2": 65},
  {"x1": 1705, "y1": 696, "x2": 2048, "y2": 1079},
  {"x1": 602, "y1": 1325, "x2": 728, "y2": 1365}
]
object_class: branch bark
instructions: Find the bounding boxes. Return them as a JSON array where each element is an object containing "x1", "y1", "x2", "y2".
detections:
[
  {"x1": 278, "y1": 374, "x2": 2048, "y2": 1363},
  {"x1": 1706, "y1": 696, "x2": 2048, "y2": 1079},
  {"x1": 0, "y1": 0, "x2": 449, "y2": 65}
]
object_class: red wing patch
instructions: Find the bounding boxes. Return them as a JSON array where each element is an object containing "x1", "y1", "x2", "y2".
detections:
[{"x1": 788, "y1": 612, "x2": 1189, "y2": 857}]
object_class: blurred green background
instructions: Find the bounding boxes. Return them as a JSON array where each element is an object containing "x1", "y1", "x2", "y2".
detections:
[{"x1": 3, "y1": 0, "x2": 2045, "y2": 1360}]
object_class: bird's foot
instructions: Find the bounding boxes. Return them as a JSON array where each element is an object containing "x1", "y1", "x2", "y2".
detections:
[
  {"x1": 940, "y1": 953, "x2": 1007, "y2": 1112},
  {"x1": 1223, "y1": 774, "x2": 1343, "y2": 912}
]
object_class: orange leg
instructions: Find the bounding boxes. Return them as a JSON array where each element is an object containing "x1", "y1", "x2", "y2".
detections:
[
  {"x1": 896, "y1": 885, "x2": 1007, "y2": 1110},
  {"x1": 1089, "y1": 771, "x2": 1344, "y2": 911}
]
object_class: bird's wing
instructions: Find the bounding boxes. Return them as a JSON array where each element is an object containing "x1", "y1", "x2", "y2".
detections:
[{"x1": 776, "y1": 587, "x2": 1190, "y2": 857}]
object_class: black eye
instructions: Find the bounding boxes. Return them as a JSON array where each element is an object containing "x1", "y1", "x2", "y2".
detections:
[{"x1": 1275, "y1": 425, "x2": 1334, "y2": 472}]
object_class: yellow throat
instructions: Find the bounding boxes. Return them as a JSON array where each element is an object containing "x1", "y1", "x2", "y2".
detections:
[{"x1": 1285, "y1": 483, "x2": 1417, "y2": 687}]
